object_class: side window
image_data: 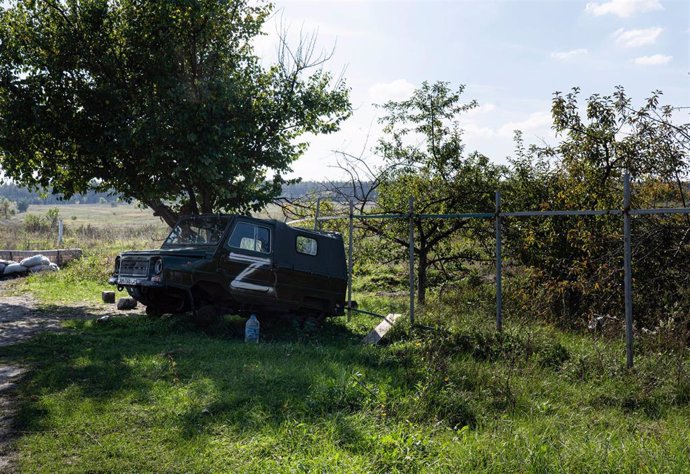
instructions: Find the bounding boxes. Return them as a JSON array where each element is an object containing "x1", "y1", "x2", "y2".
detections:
[
  {"x1": 296, "y1": 235, "x2": 318, "y2": 256},
  {"x1": 227, "y1": 222, "x2": 271, "y2": 253}
]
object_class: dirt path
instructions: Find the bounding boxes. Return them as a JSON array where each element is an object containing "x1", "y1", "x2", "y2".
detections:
[
  {"x1": 0, "y1": 289, "x2": 37, "y2": 473},
  {"x1": 0, "y1": 285, "x2": 124, "y2": 472}
]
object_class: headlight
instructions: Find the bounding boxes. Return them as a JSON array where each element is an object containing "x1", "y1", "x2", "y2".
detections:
[{"x1": 153, "y1": 258, "x2": 163, "y2": 275}]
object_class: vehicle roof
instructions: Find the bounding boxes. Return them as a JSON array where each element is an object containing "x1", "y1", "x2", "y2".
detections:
[{"x1": 183, "y1": 214, "x2": 342, "y2": 239}]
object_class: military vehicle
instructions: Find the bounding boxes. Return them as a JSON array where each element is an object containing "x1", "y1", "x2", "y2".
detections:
[{"x1": 109, "y1": 214, "x2": 348, "y2": 324}]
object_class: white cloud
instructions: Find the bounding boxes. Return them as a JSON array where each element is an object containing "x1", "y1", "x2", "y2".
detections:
[
  {"x1": 368, "y1": 79, "x2": 416, "y2": 104},
  {"x1": 634, "y1": 54, "x2": 672, "y2": 65},
  {"x1": 465, "y1": 103, "x2": 498, "y2": 116},
  {"x1": 612, "y1": 27, "x2": 663, "y2": 47},
  {"x1": 550, "y1": 49, "x2": 589, "y2": 61},
  {"x1": 498, "y1": 111, "x2": 553, "y2": 138},
  {"x1": 462, "y1": 123, "x2": 496, "y2": 140},
  {"x1": 585, "y1": 0, "x2": 663, "y2": 18}
]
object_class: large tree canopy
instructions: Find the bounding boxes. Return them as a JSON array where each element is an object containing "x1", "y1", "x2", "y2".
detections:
[{"x1": 0, "y1": 0, "x2": 351, "y2": 226}]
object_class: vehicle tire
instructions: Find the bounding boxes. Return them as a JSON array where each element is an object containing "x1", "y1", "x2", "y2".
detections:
[
  {"x1": 300, "y1": 313, "x2": 325, "y2": 331},
  {"x1": 146, "y1": 305, "x2": 164, "y2": 318},
  {"x1": 194, "y1": 305, "x2": 220, "y2": 327}
]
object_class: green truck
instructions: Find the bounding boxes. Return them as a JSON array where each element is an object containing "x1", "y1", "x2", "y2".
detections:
[{"x1": 109, "y1": 214, "x2": 348, "y2": 324}]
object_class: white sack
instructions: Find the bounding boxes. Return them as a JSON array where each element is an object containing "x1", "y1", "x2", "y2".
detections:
[
  {"x1": 3, "y1": 263, "x2": 28, "y2": 275},
  {"x1": 29, "y1": 264, "x2": 53, "y2": 273},
  {"x1": 20, "y1": 255, "x2": 46, "y2": 268}
]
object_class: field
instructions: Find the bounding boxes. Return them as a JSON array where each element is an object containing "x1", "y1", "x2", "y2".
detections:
[
  {"x1": 0, "y1": 205, "x2": 689, "y2": 472},
  {"x1": 23, "y1": 203, "x2": 162, "y2": 228}
]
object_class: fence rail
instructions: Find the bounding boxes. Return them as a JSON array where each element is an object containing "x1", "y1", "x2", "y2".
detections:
[{"x1": 288, "y1": 172, "x2": 690, "y2": 368}]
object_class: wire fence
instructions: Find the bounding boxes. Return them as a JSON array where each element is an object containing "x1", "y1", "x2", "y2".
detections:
[{"x1": 288, "y1": 173, "x2": 690, "y2": 368}]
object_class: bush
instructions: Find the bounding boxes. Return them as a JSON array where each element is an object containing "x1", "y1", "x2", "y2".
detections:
[
  {"x1": 0, "y1": 196, "x2": 15, "y2": 218},
  {"x1": 16, "y1": 199, "x2": 29, "y2": 213},
  {"x1": 24, "y1": 213, "x2": 48, "y2": 232}
]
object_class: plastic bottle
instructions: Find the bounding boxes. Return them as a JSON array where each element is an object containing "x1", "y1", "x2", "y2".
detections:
[{"x1": 245, "y1": 314, "x2": 260, "y2": 343}]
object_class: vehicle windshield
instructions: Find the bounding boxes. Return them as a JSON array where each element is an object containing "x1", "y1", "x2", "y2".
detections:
[{"x1": 163, "y1": 216, "x2": 228, "y2": 246}]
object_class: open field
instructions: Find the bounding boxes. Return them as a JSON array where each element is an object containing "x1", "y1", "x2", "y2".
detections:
[
  {"x1": 0, "y1": 208, "x2": 689, "y2": 472},
  {"x1": 23, "y1": 203, "x2": 162, "y2": 228},
  {"x1": 0, "y1": 204, "x2": 168, "y2": 252}
]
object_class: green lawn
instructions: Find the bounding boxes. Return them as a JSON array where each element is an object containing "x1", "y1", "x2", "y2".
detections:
[
  {"x1": 1, "y1": 296, "x2": 689, "y2": 472},
  {"x1": 2, "y1": 212, "x2": 689, "y2": 472}
]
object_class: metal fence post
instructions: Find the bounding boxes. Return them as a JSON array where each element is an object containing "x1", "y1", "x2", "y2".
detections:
[
  {"x1": 347, "y1": 200, "x2": 354, "y2": 322},
  {"x1": 624, "y1": 172, "x2": 634, "y2": 368},
  {"x1": 57, "y1": 219, "x2": 64, "y2": 247},
  {"x1": 495, "y1": 191, "x2": 503, "y2": 332},
  {"x1": 409, "y1": 196, "x2": 415, "y2": 325},
  {"x1": 314, "y1": 197, "x2": 321, "y2": 231}
]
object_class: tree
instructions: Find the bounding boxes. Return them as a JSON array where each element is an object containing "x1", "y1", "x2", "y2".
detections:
[
  {"x1": 0, "y1": 0, "x2": 351, "y2": 227},
  {"x1": 16, "y1": 198, "x2": 29, "y2": 213},
  {"x1": 504, "y1": 87, "x2": 690, "y2": 330},
  {"x1": 335, "y1": 81, "x2": 503, "y2": 304},
  {"x1": 0, "y1": 196, "x2": 14, "y2": 218}
]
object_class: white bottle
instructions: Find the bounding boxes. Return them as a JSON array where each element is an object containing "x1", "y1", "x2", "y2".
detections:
[{"x1": 245, "y1": 314, "x2": 260, "y2": 343}]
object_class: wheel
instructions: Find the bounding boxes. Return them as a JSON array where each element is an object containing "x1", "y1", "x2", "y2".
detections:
[
  {"x1": 300, "y1": 313, "x2": 325, "y2": 331},
  {"x1": 146, "y1": 305, "x2": 163, "y2": 318},
  {"x1": 194, "y1": 305, "x2": 220, "y2": 327}
]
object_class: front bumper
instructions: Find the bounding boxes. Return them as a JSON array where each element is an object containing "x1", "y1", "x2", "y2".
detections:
[{"x1": 108, "y1": 275, "x2": 165, "y2": 288}]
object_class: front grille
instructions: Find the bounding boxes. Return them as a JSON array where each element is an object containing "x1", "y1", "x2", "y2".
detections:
[{"x1": 119, "y1": 257, "x2": 150, "y2": 277}]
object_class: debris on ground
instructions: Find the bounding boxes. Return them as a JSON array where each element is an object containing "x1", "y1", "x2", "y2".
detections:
[
  {"x1": 0, "y1": 254, "x2": 59, "y2": 279},
  {"x1": 362, "y1": 313, "x2": 402, "y2": 345},
  {"x1": 117, "y1": 297, "x2": 137, "y2": 310},
  {"x1": 102, "y1": 291, "x2": 116, "y2": 304}
]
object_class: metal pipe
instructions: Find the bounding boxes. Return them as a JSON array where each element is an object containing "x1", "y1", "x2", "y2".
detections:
[
  {"x1": 630, "y1": 208, "x2": 690, "y2": 216},
  {"x1": 348, "y1": 307, "x2": 387, "y2": 319},
  {"x1": 624, "y1": 172, "x2": 634, "y2": 368},
  {"x1": 314, "y1": 197, "x2": 321, "y2": 231},
  {"x1": 287, "y1": 207, "x2": 690, "y2": 224},
  {"x1": 418, "y1": 212, "x2": 495, "y2": 219},
  {"x1": 287, "y1": 206, "x2": 690, "y2": 226},
  {"x1": 357, "y1": 213, "x2": 407, "y2": 220},
  {"x1": 502, "y1": 209, "x2": 622, "y2": 217},
  {"x1": 495, "y1": 191, "x2": 503, "y2": 332},
  {"x1": 409, "y1": 196, "x2": 415, "y2": 325},
  {"x1": 347, "y1": 200, "x2": 354, "y2": 322}
]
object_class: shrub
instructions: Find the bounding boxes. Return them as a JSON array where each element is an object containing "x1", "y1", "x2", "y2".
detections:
[
  {"x1": 0, "y1": 196, "x2": 15, "y2": 218},
  {"x1": 16, "y1": 199, "x2": 29, "y2": 213},
  {"x1": 24, "y1": 213, "x2": 48, "y2": 232}
]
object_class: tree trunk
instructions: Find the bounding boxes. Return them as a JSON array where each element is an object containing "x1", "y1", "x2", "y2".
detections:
[{"x1": 144, "y1": 199, "x2": 179, "y2": 228}]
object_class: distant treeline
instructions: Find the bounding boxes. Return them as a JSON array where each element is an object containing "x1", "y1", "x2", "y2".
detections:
[
  {"x1": 279, "y1": 181, "x2": 375, "y2": 201},
  {"x1": 0, "y1": 183, "x2": 121, "y2": 205},
  {"x1": 0, "y1": 181, "x2": 374, "y2": 205}
]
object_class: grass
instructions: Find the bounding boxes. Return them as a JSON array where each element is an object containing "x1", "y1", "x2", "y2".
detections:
[
  {"x1": 2, "y1": 211, "x2": 690, "y2": 472},
  {"x1": 1, "y1": 293, "x2": 689, "y2": 472}
]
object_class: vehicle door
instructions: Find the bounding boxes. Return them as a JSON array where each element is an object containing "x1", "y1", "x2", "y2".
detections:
[{"x1": 219, "y1": 220, "x2": 277, "y2": 299}]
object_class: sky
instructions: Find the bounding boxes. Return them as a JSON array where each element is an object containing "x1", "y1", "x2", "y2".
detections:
[{"x1": 253, "y1": 0, "x2": 690, "y2": 181}]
